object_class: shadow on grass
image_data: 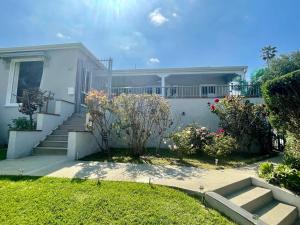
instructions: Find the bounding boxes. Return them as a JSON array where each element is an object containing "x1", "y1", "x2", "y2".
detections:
[
  {"x1": 81, "y1": 147, "x2": 278, "y2": 169},
  {"x1": 0, "y1": 175, "x2": 41, "y2": 182}
]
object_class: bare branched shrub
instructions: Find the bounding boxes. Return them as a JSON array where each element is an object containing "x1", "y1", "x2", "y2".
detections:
[
  {"x1": 113, "y1": 94, "x2": 171, "y2": 157},
  {"x1": 86, "y1": 90, "x2": 114, "y2": 153}
]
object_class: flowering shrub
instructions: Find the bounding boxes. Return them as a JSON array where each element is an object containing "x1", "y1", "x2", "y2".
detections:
[
  {"x1": 203, "y1": 133, "x2": 237, "y2": 158},
  {"x1": 208, "y1": 96, "x2": 272, "y2": 154},
  {"x1": 169, "y1": 125, "x2": 213, "y2": 159}
]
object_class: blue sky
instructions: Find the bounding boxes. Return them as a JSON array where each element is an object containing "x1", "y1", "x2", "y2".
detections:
[{"x1": 0, "y1": 0, "x2": 299, "y2": 78}]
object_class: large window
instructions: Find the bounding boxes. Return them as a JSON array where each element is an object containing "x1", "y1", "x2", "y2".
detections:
[{"x1": 8, "y1": 60, "x2": 44, "y2": 104}]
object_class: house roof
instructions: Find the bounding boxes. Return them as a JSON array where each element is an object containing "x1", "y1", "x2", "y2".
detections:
[
  {"x1": 112, "y1": 66, "x2": 247, "y2": 80},
  {"x1": 0, "y1": 43, "x2": 105, "y2": 69}
]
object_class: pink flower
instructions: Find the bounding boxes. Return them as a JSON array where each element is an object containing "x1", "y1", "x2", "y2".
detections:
[
  {"x1": 217, "y1": 128, "x2": 225, "y2": 133},
  {"x1": 214, "y1": 98, "x2": 219, "y2": 103},
  {"x1": 210, "y1": 105, "x2": 216, "y2": 111}
]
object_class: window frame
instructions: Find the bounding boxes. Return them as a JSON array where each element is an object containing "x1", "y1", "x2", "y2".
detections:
[{"x1": 6, "y1": 57, "x2": 44, "y2": 107}]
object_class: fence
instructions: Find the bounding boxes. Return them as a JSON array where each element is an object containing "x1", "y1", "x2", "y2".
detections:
[{"x1": 111, "y1": 84, "x2": 262, "y2": 98}]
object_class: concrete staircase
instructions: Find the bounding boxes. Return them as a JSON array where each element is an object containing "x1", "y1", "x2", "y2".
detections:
[
  {"x1": 205, "y1": 177, "x2": 300, "y2": 225},
  {"x1": 33, "y1": 114, "x2": 86, "y2": 155}
]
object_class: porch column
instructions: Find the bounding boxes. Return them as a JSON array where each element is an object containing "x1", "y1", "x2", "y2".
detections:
[{"x1": 159, "y1": 74, "x2": 168, "y2": 97}]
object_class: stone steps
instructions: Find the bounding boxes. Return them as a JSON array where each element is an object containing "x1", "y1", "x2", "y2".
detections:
[
  {"x1": 46, "y1": 135, "x2": 68, "y2": 141},
  {"x1": 33, "y1": 113, "x2": 85, "y2": 156},
  {"x1": 205, "y1": 177, "x2": 300, "y2": 225},
  {"x1": 226, "y1": 186, "x2": 273, "y2": 213},
  {"x1": 33, "y1": 147, "x2": 67, "y2": 155},
  {"x1": 254, "y1": 201, "x2": 298, "y2": 225}
]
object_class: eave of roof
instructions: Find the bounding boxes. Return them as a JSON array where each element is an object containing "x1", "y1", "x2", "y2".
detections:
[
  {"x1": 112, "y1": 66, "x2": 248, "y2": 76},
  {"x1": 0, "y1": 43, "x2": 105, "y2": 69}
]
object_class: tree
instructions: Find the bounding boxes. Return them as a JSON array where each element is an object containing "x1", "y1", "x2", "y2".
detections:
[
  {"x1": 261, "y1": 45, "x2": 277, "y2": 67},
  {"x1": 262, "y1": 51, "x2": 300, "y2": 83},
  {"x1": 17, "y1": 89, "x2": 46, "y2": 129},
  {"x1": 250, "y1": 68, "x2": 266, "y2": 86}
]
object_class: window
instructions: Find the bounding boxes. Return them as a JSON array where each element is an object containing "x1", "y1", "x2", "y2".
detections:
[{"x1": 7, "y1": 60, "x2": 44, "y2": 104}]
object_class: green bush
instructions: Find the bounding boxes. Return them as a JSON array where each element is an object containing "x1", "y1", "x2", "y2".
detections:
[
  {"x1": 8, "y1": 117, "x2": 36, "y2": 131},
  {"x1": 258, "y1": 162, "x2": 274, "y2": 178},
  {"x1": 209, "y1": 96, "x2": 272, "y2": 154},
  {"x1": 258, "y1": 162, "x2": 300, "y2": 193},
  {"x1": 284, "y1": 134, "x2": 300, "y2": 170},
  {"x1": 262, "y1": 70, "x2": 300, "y2": 137},
  {"x1": 203, "y1": 134, "x2": 237, "y2": 158}
]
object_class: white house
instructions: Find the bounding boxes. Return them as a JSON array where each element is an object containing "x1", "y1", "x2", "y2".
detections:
[{"x1": 0, "y1": 43, "x2": 259, "y2": 159}]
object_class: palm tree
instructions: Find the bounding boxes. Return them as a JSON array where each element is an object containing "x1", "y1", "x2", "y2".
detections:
[{"x1": 261, "y1": 45, "x2": 277, "y2": 67}]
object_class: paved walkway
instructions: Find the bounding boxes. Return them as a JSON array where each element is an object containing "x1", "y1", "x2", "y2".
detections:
[{"x1": 0, "y1": 155, "x2": 282, "y2": 193}]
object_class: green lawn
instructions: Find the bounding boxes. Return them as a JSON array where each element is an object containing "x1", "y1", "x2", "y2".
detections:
[
  {"x1": 0, "y1": 148, "x2": 6, "y2": 160},
  {"x1": 82, "y1": 148, "x2": 276, "y2": 170},
  {"x1": 0, "y1": 176, "x2": 234, "y2": 225}
]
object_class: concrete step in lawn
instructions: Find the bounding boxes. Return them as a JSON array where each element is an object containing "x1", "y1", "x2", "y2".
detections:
[
  {"x1": 226, "y1": 186, "x2": 273, "y2": 213},
  {"x1": 254, "y1": 200, "x2": 298, "y2": 225},
  {"x1": 205, "y1": 177, "x2": 300, "y2": 225}
]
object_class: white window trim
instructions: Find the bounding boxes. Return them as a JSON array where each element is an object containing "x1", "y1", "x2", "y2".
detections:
[{"x1": 5, "y1": 57, "x2": 44, "y2": 106}]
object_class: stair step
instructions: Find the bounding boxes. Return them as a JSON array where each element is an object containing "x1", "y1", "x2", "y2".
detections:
[
  {"x1": 255, "y1": 201, "x2": 298, "y2": 225},
  {"x1": 63, "y1": 121, "x2": 85, "y2": 125},
  {"x1": 227, "y1": 186, "x2": 273, "y2": 213},
  {"x1": 46, "y1": 135, "x2": 68, "y2": 141},
  {"x1": 52, "y1": 130, "x2": 69, "y2": 135},
  {"x1": 33, "y1": 147, "x2": 67, "y2": 155},
  {"x1": 214, "y1": 177, "x2": 252, "y2": 196},
  {"x1": 59, "y1": 124, "x2": 86, "y2": 130},
  {"x1": 38, "y1": 141, "x2": 68, "y2": 148}
]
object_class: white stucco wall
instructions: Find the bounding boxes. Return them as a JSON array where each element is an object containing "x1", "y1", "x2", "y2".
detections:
[
  {"x1": 6, "y1": 131, "x2": 44, "y2": 159},
  {"x1": 67, "y1": 131, "x2": 99, "y2": 160},
  {"x1": 0, "y1": 49, "x2": 78, "y2": 145},
  {"x1": 110, "y1": 97, "x2": 264, "y2": 148}
]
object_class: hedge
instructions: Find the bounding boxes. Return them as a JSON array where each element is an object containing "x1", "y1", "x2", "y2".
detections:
[{"x1": 262, "y1": 70, "x2": 300, "y2": 136}]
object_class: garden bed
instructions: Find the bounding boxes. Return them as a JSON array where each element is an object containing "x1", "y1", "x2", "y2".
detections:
[
  {"x1": 0, "y1": 176, "x2": 233, "y2": 224},
  {"x1": 81, "y1": 148, "x2": 277, "y2": 170}
]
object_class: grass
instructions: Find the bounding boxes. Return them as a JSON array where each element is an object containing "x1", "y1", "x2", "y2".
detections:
[
  {"x1": 82, "y1": 148, "x2": 276, "y2": 170},
  {"x1": 0, "y1": 147, "x2": 6, "y2": 160},
  {"x1": 0, "y1": 176, "x2": 234, "y2": 225}
]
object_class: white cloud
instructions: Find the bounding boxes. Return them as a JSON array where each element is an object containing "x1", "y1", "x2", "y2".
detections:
[
  {"x1": 148, "y1": 57, "x2": 160, "y2": 64},
  {"x1": 56, "y1": 32, "x2": 71, "y2": 39},
  {"x1": 149, "y1": 8, "x2": 168, "y2": 26},
  {"x1": 172, "y1": 12, "x2": 177, "y2": 17}
]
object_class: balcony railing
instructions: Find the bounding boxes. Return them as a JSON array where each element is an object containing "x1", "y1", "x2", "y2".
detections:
[{"x1": 111, "y1": 84, "x2": 261, "y2": 98}]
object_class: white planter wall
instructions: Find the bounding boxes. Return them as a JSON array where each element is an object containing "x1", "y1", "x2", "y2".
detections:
[
  {"x1": 6, "y1": 131, "x2": 44, "y2": 159},
  {"x1": 6, "y1": 100, "x2": 75, "y2": 159},
  {"x1": 67, "y1": 131, "x2": 99, "y2": 160}
]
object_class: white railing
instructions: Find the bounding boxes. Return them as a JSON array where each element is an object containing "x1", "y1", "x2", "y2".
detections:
[{"x1": 111, "y1": 84, "x2": 261, "y2": 98}]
